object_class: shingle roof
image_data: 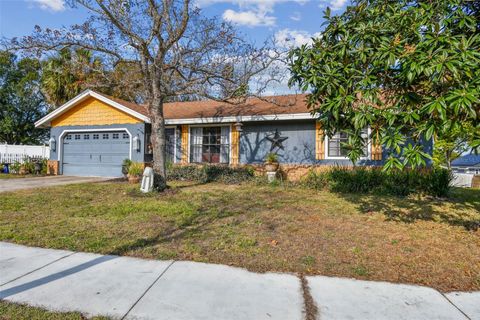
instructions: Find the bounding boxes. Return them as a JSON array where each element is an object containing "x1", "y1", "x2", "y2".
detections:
[
  {"x1": 97, "y1": 93, "x2": 310, "y2": 120},
  {"x1": 451, "y1": 154, "x2": 480, "y2": 167}
]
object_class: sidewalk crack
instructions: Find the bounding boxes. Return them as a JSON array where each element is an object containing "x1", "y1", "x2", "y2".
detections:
[
  {"x1": 440, "y1": 292, "x2": 471, "y2": 320},
  {"x1": 121, "y1": 260, "x2": 175, "y2": 320},
  {"x1": 300, "y1": 274, "x2": 319, "y2": 320}
]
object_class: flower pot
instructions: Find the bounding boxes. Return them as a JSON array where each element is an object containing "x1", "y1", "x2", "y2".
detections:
[
  {"x1": 265, "y1": 162, "x2": 279, "y2": 172},
  {"x1": 128, "y1": 175, "x2": 141, "y2": 184}
]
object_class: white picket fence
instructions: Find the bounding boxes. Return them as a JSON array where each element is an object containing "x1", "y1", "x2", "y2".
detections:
[
  {"x1": 0, "y1": 144, "x2": 50, "y2": 164},
  {"x1": 451, "y1": 173, "x2": 474, "y2": 188}
]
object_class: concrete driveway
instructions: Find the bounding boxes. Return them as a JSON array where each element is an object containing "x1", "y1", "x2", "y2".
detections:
[{"x1": 0, "y1": 176, "x2": 109, "y2": 193}]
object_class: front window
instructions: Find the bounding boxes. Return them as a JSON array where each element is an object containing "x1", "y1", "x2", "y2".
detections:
[
  {"x1": 327, "y1": 129, "x2": 368, "y2": 158},
  {"x1": 190, "y1": 126, "x2": 230, "y2": 164}
]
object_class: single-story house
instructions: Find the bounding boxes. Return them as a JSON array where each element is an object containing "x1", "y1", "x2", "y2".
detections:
[
  {"x1": 451, "y1": 154, "x2": 480, "y2": 175},
  {"x1": 35, "y1": 90, "x2": 432, "y2": 178}
]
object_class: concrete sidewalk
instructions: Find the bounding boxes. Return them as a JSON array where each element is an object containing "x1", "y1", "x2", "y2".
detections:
[{"x1": 0, "y1": 242, "x2": 478, "y2": 320}]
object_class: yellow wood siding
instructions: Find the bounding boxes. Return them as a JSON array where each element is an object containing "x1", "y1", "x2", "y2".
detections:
[
  {"x1": 371, "y1": 130, "x2": 383, "y2": 160},
  {"x1": 51, "y1": 97, "x2": 141, "y2": 127},
  {"x1": 181, "y1": 125, "x2": 189, "y2": 164},
  {"x1": 231, "y1": 125, "x2": 240, "y2": 166},
  {"x1": 315, "y1": 121, "x2": 325, "y2": 160}
]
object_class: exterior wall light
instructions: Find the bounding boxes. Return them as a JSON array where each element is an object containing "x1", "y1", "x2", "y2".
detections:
[
  {"x1": 234, "y1": 122, "x2": 243, "y2": 132},
  {"x1": 133, "y1": 136, "x2": 141, "y2": 152},
  {"x1": 49, "y1": 137, "x2": 56, "y2": 152}
]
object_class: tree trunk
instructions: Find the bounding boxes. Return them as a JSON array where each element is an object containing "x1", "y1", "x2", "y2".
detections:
[
  {"x1": 445, "y1": 150, "x2": 452, "y2": 170},
  {"x1": 150, "y1": 99, "x2": 167, "y2": 191}
]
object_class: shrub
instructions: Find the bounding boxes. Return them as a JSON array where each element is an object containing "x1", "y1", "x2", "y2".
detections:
[
  {"x1": 168, "y1": 164, "x2": 254, "y2": 184},
  {"x1": 41, "y1": 159, "x2": 48, "y2": 175},
  {"x1": 128, "y1": 162, "x2": 144, "y2": 176},
  {"x1": 301, "y1": 166, "x2": 451, "y2": 197},
  {"x1": 301, "y1": 170, "x2": 329, "y2": 190},
  {"x1": 122, "y1": 158, "x2": 132, "y2": 175},
  {"x1": 10, "y1": 161, "x2": 21, "y2": 174},
  {"x1": 328, "y1": 167, "x2": 384, "y2": 193},
  {"x1": 422, "y1": 168, "x2": 452, "y2": 198},
  {"x1": 21, "y1": 158, "x2": 35, "y2": 174}
]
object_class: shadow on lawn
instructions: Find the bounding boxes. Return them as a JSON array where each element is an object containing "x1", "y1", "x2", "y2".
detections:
[
  {"x1": 339, "y1": 188, "x2": 480, "y2": 231},
  {"x1": 107, "y1": 198, "x2": 242, "y2": 256}
]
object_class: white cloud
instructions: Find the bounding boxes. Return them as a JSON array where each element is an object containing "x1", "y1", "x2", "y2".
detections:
[
  {"x1": 223, "y1": 9, "x2": 276, "y2": 27},
  {"x1": 31, "y1": 0, "x2": 65, "y2": 12},
  {"x1": 275, "y1": 28, "x2": 321, "y2": 48},
  {"x1": 196, "y1": 0, "x2": 310, "y2": 27},
  {"x1": 290, "y1": 11, "x2": 301, "y2": 21},
  {"x1": 328, "y1": 0, "x2": 347, "y2": 11}
]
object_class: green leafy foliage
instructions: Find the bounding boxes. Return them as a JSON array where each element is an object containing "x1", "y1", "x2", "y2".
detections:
[
  {"x1": 167, "y1": 165, "x2": 255, "y2": 184},
  {"x1": 0, "y1": 51, "x2": 47, "y2": 144},
  {"x1": 289, "y1": 0, "x2": 480, "y2": 170},
  {"x1": 264, "y1": 153, "x2": 279, "y2": 163},
  {"x1": 127, "y1": 162, "x2": 144, "y2": 176},
  {"x1": 301, "y1": 167, "x2": 452, "y2": 197}
]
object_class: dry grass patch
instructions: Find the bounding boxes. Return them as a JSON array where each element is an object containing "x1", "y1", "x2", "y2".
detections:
[{"x1": 0, "y1": 181, "x2": 479, "y2": 292}]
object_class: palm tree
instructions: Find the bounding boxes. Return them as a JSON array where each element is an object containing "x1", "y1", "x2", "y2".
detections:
[{"x1": 41, "y1": 48, "x2": 103, "y2": 107}]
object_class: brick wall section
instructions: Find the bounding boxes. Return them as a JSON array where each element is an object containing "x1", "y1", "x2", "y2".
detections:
[{"x1": 47, "y1": 160, "x2": 59, "y2": 175}]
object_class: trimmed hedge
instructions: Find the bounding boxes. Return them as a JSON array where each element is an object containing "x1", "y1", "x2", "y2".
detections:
[
  {"x1": 167, "y1": 164, "x2": 255, "y2": 184},
  {"x1": 301, "y1": 167, "x2": 452, "y2": 197}
]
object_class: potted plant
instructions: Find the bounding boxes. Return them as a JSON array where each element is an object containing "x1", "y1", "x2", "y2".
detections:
[
  {"x1": 127, "y1": 162, "x2": 144, "y2": 184},
  {"x1": 264, "y1": 152, "x2": 279, "y2": 172},
  {"x1": 122, "y1": 159, "x2": 132, "y2": 178}
]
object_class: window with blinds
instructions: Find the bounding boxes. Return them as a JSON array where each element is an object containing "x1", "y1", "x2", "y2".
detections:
[{"x1": 190, "y1": 126, "x2": 230, "y2": 164}]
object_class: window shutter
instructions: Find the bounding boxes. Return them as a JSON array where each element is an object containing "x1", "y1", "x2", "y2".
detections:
[
  {"x1": 181, "y1": 125, "x2": 189, "y2": 164},
  {"x1": 231, "y1": 125, "x2": 240, "y2": 166},
  {"x1": 371, "y1": 130, "x2": 382, "y2": 161},
  {"x1": 315, "y1": 122, "x2": 325, "y2": 160}
]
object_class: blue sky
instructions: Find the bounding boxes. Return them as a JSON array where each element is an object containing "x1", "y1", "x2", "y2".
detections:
[
  {"x1": 0, "y1": 0, "x2": 349, "y2": 94},
  {"x1": 0, "y1": 0, "x2": 349, "y2": 48}
]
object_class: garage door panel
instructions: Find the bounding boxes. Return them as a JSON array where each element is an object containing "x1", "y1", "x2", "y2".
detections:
[{"x1": 62, "y1": 131, "x2": 130, "y2": 177}]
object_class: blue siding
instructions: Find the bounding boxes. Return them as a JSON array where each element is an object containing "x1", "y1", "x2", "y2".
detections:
[
  {"x1": 239, "y1": 120, "x2": 433, "y2": 166},
  {"x1": 240, "y1": 121, "x2": 316, "y2": 164}
]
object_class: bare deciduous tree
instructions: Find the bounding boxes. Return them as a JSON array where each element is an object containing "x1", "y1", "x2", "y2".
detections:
[{"x1": 5, "y1": 0, "x2": 284, "y2": 190}]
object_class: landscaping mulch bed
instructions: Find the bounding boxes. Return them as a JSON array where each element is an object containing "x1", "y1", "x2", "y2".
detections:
[{"x1": 0, "y1": 180, "x2": 479, "y2": 292}]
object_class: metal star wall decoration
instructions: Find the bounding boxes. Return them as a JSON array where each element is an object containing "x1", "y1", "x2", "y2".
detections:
[{"x1": 266, "y1": 129, "x2": 288, "y2": 151}]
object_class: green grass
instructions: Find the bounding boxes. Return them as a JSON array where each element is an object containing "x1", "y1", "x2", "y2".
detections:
[
  {"x1": 0, "y1": 174, "x2": 47, "y2": 179},
  {"x1": 0, "y1": 180, "x2": 479, "y2": 292},
  {"x1": 0, "y1": 174, "x2": 26, "y2": 179},
  {"x1": 0, "y1": 301, "x2": 109, "y2": 320}
]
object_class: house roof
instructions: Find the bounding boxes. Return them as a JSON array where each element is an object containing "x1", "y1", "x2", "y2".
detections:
[
  {"x1": 451, "y1": 154, "x2": 480, "y2": 167},
  {"x1": 35, "y1": 90, "x2": 313, "y2": 128}
]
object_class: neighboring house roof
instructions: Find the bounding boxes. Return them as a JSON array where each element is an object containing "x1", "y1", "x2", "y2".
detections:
[
  {"x1": 35, "y1": 90, "x2": 313, "y2": 128},
  {"x1": 451, "y1": 154, "x2": 480, "y2": 167}
]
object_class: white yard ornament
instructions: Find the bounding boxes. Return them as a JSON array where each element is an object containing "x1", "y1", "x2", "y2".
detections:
[{"x1": 140, "y1": 167, "x2": 154, "y2": 193}]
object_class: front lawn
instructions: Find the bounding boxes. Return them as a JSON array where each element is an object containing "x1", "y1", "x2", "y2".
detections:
[
  {"x1": 0, "y1": 181, "x2": 479, "y2": 292},
  {"x1": 0, "y1": 301, "x2": 108, "y2": 320}
]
